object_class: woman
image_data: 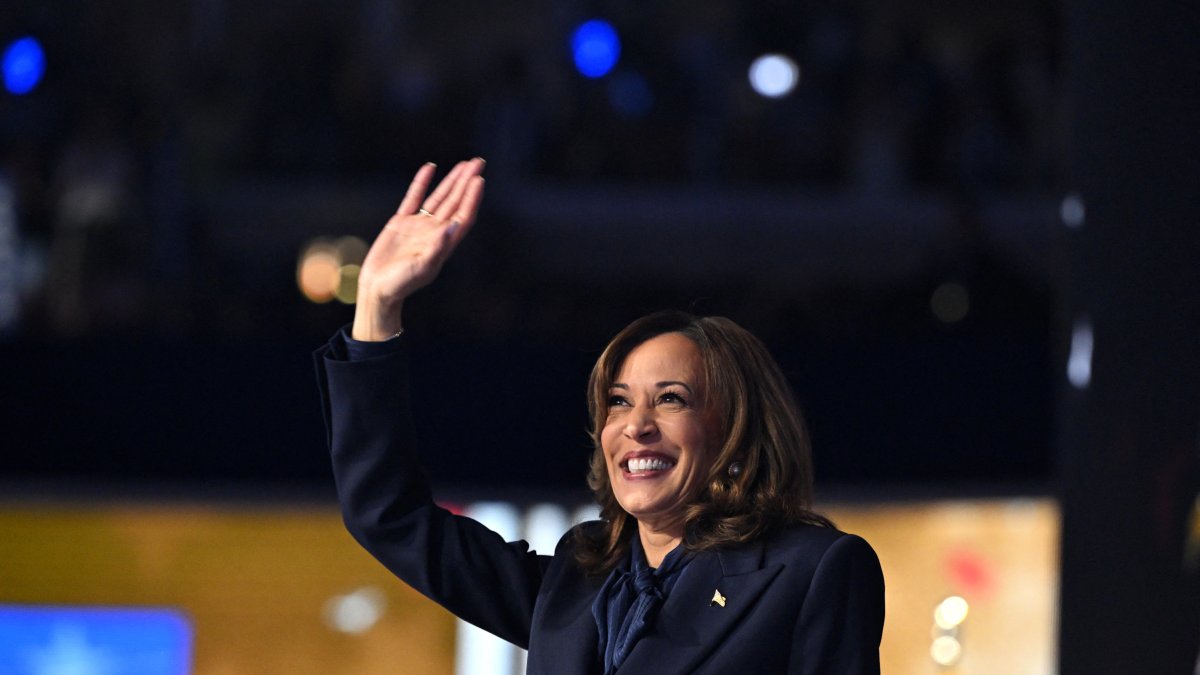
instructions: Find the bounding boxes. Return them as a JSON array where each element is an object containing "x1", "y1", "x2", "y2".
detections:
[{"x1": 315, "y1": 159, "x2": 884, "y2": 674}]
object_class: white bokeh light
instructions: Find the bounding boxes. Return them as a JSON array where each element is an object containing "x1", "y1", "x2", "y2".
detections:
[
  {"x1": 1060, "y1": 193, "x2": 1086, "y2": 229},
  {"x1": 323, "y1": 586, "x2": 387, "y2": 635},
  {"x1": 934, "y1": 595, "x2": 970, "y2": 630},
  {"x1": 1068, "y1": 317, "x2": 1094, "y2": 389},
  {"x1": 930, "y1": 635, "x2": 963, "y2": 666},
  {"x1": 748, "y1": 54, "x2": 799, "y2": 98}
]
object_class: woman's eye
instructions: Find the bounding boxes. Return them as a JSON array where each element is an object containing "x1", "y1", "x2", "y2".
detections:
[
  {"x1": 659, "y1": 391, "x2": 687, "y2": 405},
  {"x1": 607, "y1": 395, "x2": 630, "y2": 407}
]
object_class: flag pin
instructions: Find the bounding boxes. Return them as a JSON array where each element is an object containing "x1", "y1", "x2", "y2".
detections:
[{"x1": 710, "y1": 589, "x2": 727, "y2": 608}]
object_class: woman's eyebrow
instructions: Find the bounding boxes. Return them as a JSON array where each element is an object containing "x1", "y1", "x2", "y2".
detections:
[
  {"x1": 610, "y1": 381, "x2": 695, "y2": 394},
  {"x1": 609, "y1": 381, "x2": 694, "y2": 392}
]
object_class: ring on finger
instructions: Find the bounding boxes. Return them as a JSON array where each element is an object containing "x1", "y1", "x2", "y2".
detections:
[{"x1": 418, "y1": 208, "x2": 435, "y2": 217}]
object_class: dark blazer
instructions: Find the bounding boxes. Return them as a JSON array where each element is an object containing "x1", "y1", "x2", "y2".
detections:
[{"x1": 316, "y1": 334, "x2": 885, "y2": 674}]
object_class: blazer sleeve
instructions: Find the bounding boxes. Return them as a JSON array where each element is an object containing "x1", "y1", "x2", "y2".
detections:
[
  {"x1": 790, "y1": 533, "x2": 885, "y2": 674},
  {"x1": 314, "y1": 333, "x2": 551, "y2": 648}
]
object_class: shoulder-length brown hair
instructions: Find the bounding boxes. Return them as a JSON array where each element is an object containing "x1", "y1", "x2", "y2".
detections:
[{"x1": 575, "y1": 310, "x2": 832, "y2": 574}]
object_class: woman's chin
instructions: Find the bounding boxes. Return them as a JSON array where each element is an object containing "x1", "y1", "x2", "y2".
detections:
[{"x1": 615, "y1": 492, "x2": 682, "y2": 526}]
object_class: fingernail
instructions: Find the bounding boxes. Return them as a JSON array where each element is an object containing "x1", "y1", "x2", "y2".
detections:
[{"x1": 446, "y1": 220, "x2": 461, "y2": 237}]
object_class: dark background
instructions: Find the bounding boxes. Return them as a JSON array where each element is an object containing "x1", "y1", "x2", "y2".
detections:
[
  {"x1": 4, "y1": 2, "x2": 1200, "y2": 671},
  {"x1": 3, "y1": 0, "x2": 1063, "y2": 495}
]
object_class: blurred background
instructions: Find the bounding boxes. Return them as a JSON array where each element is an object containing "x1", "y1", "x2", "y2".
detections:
[{"x1": 0, "y1": 0, "x2": 1195, "y2": 673}]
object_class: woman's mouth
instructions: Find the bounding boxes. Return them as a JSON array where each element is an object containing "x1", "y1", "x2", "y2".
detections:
[{"x1": 621, "y1": 456, "x2": 677, "y2": 475}]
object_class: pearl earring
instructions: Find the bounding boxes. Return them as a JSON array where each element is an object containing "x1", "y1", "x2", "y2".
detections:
[{"x1": 727, "y1": 461, "x2": 743, "y2": 477}]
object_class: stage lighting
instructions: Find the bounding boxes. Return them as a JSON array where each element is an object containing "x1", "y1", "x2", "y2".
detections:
[
  {"x1": 3, "y1": 37, "x2": 46, "y2": 95},
  {"x1": 748, "y1": 53, "x2": 799, "y2": 98},
  {"x1": 1068, "y1": 318, "x2": 1093, "y2": 389},
  {"x1": 930, "y1": 635, "x2": 963, "y2": 666},
  {"x1": 334, "y1": 264, "x2": 361, "y2": 304},
  {"x1": 297, "y1": 239, "x2": 340, "y2": 304},
  {"x1": 934, "y1": 595, "x2": 969, "y2": 630},
  {"x1": 322, "y1": 586, "x2": 386, "y2": 635},
  {"x1": 297, "y1": 235, "x2": 368, "y2": 304},
  {"x1": 571, "y1": 20, "x2": 620, "y2": 78},
  {"x1": 1060, "y1": 193, "x2": 1085, "y2": 229}
]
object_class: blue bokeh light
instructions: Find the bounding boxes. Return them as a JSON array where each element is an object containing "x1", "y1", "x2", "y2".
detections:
[
  {"x1": 3, "y1": 37, "x2": 46, "y2": 95},
  {"x1": 571, "y1": 20, "x2": 620, "y2": 79}
]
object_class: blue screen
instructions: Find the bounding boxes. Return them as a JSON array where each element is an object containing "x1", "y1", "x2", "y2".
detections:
[{"x1": 0, "y1": 605, "x2": 192, "y2": 675}]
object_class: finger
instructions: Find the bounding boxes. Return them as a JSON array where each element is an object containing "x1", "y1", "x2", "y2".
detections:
[
  {"x1": 452, "y1": 176, "x2": 485, "y2": 233},
  {"x1": 422, "y1": 160, "x2": 469, "y2": 213},
  {"x1": 441, "y1": 176, "x2": 484, "y2": 256},
  {"x1": 396, "y1": 162, "x2": 437, "y2": 215},
  {"x1": 435, "y1": 158, "x2": 485, "y2": 221}
]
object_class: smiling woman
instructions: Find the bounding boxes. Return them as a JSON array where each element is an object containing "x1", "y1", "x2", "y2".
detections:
[
  {"x1": 578, "y1": 313, "x2": 837, "y2": 575},
  {"x1": 314, "y1": 160, "x2": 884, "y2": 674},
  {"x1": 599, "y1": 331, "x2": 719, "y2": 565}
]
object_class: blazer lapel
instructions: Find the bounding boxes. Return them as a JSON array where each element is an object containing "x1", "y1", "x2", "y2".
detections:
[{"x1": 618, "y1": 541, "x2": 782, "y2": 672}]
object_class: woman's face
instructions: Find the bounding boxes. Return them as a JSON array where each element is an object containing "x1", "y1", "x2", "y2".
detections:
[{"x1": 601, "y1": 332, "x2": 721, "y2": 532}]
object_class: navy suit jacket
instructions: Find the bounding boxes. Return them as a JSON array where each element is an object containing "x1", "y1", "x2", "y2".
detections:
[{"x1": 315, "y1": 334, "x2": 885, "y2": 674}]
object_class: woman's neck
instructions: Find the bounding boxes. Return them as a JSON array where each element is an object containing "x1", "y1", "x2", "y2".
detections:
[{"x1": 637, "y1": 523, "x2": 683, "y2": 568}]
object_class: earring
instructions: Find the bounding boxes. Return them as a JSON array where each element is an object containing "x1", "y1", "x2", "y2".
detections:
[{"x1": 727, "y1": 461, "x2": 743, "y2": 478}]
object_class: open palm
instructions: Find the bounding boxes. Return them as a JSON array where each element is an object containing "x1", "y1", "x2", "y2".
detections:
[{"x1": 353, "y1": 158, "x2": 486, "y2": 341}]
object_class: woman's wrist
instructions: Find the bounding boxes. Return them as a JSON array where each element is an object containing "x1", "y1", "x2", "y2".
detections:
[{"x1": 351, "y1": 298, "x2": 404, "y2": 342}]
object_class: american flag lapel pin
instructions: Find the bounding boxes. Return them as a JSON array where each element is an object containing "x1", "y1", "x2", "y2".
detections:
[{"x1": 710, "y1": 589, "x2": 727, "y2": 608}]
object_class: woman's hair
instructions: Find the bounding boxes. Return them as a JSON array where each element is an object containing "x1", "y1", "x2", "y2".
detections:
[{"x1": 575, "y1": 310, "x2": 832, "y2": 574}]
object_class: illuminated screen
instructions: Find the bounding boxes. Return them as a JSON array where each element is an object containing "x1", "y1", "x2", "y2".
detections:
[{"x1": 0, "y1": 605, "x2": 192, "y2": 675}]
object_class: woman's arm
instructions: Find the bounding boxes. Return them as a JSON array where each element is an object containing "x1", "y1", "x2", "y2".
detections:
[
  {"x1": 316, "y1": 160, "x2": 555, "y2": 648},
  {"x1": 316, "y1": 331, "x2": 550, "y2": 648}
]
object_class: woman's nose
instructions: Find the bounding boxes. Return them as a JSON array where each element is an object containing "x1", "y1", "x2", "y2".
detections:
[{"x1": 623, "y1": 406, "x2": 657, "y2": 439}]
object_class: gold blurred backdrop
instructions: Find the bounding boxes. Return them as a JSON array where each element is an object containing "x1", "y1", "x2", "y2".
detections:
[{"x1": 0, "y1": 497, "x2": 1057, "y2": 674}]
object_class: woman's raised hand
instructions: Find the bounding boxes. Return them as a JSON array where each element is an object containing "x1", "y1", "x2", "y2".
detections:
[{"x1": 352, "y1": 159, "x2": 486, "y2": 341}]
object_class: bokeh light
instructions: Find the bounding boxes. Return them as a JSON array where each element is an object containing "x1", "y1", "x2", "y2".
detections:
[
  {"x1": 334, "y1": 264, "x2": 361, "y2": 304},
  {"x1": 2, "y1": 37, "x2": 46, "y2": 95},
  {"x1": 571, "y1": 20, "x2": 620, "y2": 78},
  {"x1": 297, "y1": 240, "x2": 339, "y2": 304},
  {"x1": 334, "y1": 235, "x2": 369, "y2": 265},
  {"x1": 934, "y1": 595, "x2": 970, "y2": 630},
  {"x1": 748, "y1": 54, "x2": 799, "y2": 98},
  {"x1": 322, "y1": 586, "x2": 387, "y2": 635},
  {"x1": 296, "y1": 236, "x2": 368, "y2": 304},
  {"x1": 1060, "y1": 193, "x2": 1085, "y2": 229},
  {"x1": 1067, "y1": 317, "x2": 1093, "y2": 389},
  {"x1": 930, "y1": 635, "x2": 963, "y2": 666}
]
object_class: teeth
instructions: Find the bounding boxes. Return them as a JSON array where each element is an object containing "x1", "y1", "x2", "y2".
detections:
[{"x1": 627, "y1": 457, "x2": 674, "y2": 473}]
